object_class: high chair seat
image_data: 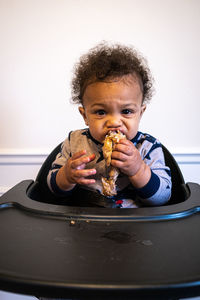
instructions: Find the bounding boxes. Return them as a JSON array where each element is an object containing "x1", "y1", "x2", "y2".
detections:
[{"x1": 0, "y1": 143, "x2": 200, "y2": 299}]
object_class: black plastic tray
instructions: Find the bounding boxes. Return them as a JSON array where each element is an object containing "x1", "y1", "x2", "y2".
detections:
[{"x1": 0, "y1": 180, "x2": 200, "y2": 299}]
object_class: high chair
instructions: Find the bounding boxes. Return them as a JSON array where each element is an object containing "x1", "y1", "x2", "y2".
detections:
[{"x1": 0, "y1": 143, "x2": 200, "y2": 299}]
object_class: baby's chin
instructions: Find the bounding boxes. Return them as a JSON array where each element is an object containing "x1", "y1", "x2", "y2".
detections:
[{"x1": 126, "y1": 132, "x2": 138, "y2": 140}]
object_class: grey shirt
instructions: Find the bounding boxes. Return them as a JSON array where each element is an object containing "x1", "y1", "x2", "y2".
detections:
[{"x1": 47, "y1": 129, "x2": 171, "y2": 208}]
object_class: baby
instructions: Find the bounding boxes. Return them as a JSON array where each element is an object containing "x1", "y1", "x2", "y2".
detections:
[{"x1": 47, "y1": 42, "x2": 171, "y2": 208}]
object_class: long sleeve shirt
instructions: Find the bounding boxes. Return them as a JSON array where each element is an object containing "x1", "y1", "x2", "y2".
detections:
[{"x1": 47, "y1": 129, "x2": 171, "y2": 208}]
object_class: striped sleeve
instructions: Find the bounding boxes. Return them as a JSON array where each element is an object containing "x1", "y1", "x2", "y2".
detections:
[
  {"x1": 47, "y1": 136, "x2": 74, "y2": 196},
  {"x1": 136, "y1": 135, "x2": 172, "y2": 206}
]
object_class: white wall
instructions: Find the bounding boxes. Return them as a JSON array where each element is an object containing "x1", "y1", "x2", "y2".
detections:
[
  {"x1": 0, "y1": 0, "x2": 200, "y2": 298},
  {"x1": 0, "y1": 0, "x2": 200, "y2": 153},
  {"x1": 0, "y1": 0, "x2": 199, "y2": 194}
]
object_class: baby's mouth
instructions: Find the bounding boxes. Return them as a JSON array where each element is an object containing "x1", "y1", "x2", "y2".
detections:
[
  {"x1": 106, "y1": 129, "x2": 123, "y2": 134},
  {"x1": 106, "y1": 129, "x2": 125, "y2": 137}
]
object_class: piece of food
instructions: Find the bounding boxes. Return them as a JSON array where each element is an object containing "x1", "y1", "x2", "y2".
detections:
[
  {"x1": 101, "y1": 130, "x2": 126, "y2": 197},
  {"x1": 101, "y1": 167, "x2": 119, "y2": 197}
]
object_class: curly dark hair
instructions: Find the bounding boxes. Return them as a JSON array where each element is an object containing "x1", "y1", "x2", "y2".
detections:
[{"x1": 71, "y1": 42, "x2": 154, "y2": 104}]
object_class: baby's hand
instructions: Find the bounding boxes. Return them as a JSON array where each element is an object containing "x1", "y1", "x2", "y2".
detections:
[
  {"x1": 56, "y1": 150, "x2": 96, "y2": 191},
  {"x1": 111, "y1": 139, "x2": 151, "y2": 188},
  {"x1": 111, "y1": 139, "x2": 142, "y2": 177}
]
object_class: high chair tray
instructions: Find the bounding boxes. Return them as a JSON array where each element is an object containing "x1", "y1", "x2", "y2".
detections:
[{"x1": 0, "y1": 180, "x2": 200, "y2": 299}]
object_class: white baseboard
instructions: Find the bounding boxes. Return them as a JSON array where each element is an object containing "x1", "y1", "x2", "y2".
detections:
[
  {"x1": 0, "y1": 153, "x2": 47, "y2": 165},
  {"x1": 0, "y1": 153, "x2": 47, "y2": 196},
  {"x1": 0, "y1": 152, "x2": 200, "y2": 196},
  {"x1": 173, "y1": 153, "x2": 200, "y2": 164}
]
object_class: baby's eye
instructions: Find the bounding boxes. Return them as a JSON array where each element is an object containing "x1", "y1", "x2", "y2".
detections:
[
  {"x1": 121, "y1": 109, "x2": 133, "y2": 115},
  {"x1": 96, "y1": 110, "x2": 106, "y2": 115}
]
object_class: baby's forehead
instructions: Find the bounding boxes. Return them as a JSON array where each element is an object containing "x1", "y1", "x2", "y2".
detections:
[{"x1": 82, "y1": 75, "x2": 143, "y2": 106}]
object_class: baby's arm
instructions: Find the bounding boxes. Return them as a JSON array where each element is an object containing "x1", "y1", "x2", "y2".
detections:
[{"x1": 111, "y1": 139, "x2": 171, "y2": 205}]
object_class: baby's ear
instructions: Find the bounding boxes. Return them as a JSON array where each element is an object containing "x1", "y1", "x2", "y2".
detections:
[
  {"x1": 140, "y1": 104, "x2": 146, "y2": 117},
  {"x1": 79, "y1": 106, "x2": 88, "y2": 126}
]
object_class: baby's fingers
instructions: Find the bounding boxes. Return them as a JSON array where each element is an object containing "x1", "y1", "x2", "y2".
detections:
[
  {"x1": 75, "y1": 168, "x2": 96, "y2": 178},
  {"x1": 71, "y1": 153, "x2": 95, "y2": 169},
  {"x1": 71, "y1": 149, "x2": 87, "y2": 160},
  {"x1": 77, "y1": 178, "x2": 96, "y2": 185},
  {"x1": 114, "y1": 140, "x2": 135, "y2": 156},
  {"x1": 73, "y1": 149, "x2": 88, "y2": 158},
  {"x1": 74, "y1": 168, "x2": 96, "y2": 185}
]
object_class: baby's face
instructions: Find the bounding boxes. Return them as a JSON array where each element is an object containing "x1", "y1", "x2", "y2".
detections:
[{"x1": 79, "y1": 75, "x2": 145, "y2": 143}]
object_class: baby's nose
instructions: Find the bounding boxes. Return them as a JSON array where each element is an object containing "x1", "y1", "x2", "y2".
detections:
[{"x1": 107, "y1": 115, "x2": 122, "y2": 128}]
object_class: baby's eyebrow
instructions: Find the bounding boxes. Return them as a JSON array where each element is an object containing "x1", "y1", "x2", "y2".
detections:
[
  {"x1": 90, "y1": 103, "x2": 105, "y2": 108},
  {"x1": 122, "y1": 103, "x2": 137, "y2": 107},
  {"x1": 90, "y1": 101, "x2": 140, "y2": 110},
  {"x1": 119, "y1": 103, "x2": 140, "y2": 110}
]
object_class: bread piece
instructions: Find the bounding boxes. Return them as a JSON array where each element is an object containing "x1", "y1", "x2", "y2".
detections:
[{"x1": 101, "y1": 130, "x2": 126, "y2": 197}]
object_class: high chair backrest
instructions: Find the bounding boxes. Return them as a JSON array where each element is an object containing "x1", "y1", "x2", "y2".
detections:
[{"x1": 161, "y1": 145, "x2": 188, "y2": 204}]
